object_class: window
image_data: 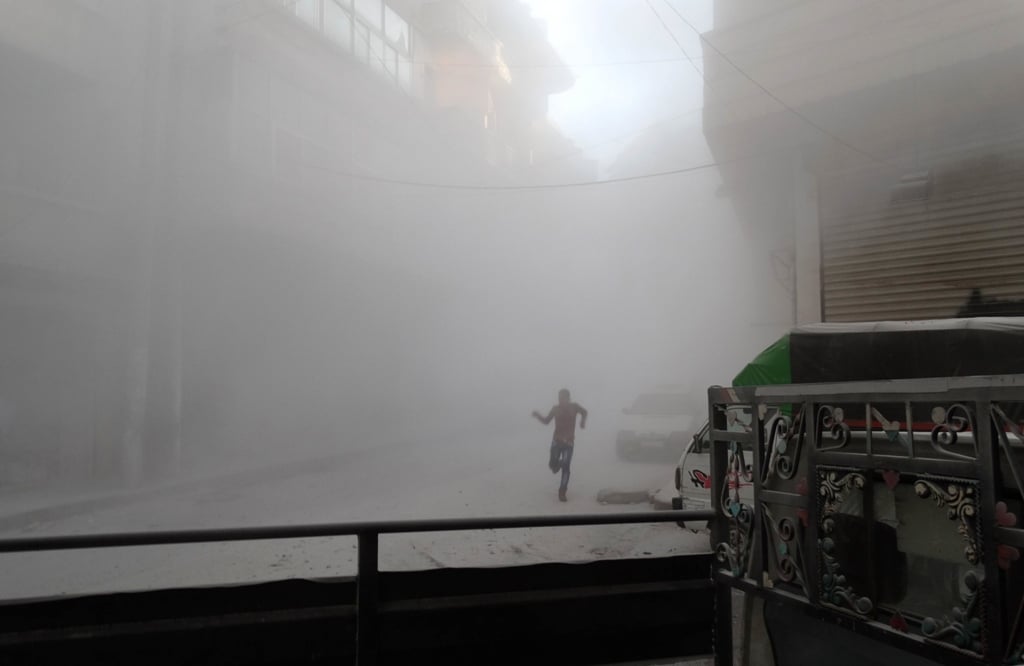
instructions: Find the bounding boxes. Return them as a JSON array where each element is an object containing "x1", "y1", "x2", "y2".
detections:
[
  {"x1": 693, "y1": 424, "x2": 711, "y2": 453},
  {"x1": 384, "y1": 6, "x2": 407, "y2": 52},
  {"x1": 354, "y1": 0, "x2": 381, "y2": 31},
  {"x1": 398, "y1": 57, "x2": 412, "y2": 93},
  {"x1": 384, "y1": 45, "x2": 398, "y2": 78},
  {"x1": 354, "y1": 21, "x2": 370, "y2": 61},
  {"x1": 295, "y1": 0, "x2": 320, "y2": 28},
  {"x1": 324, "y1": 0, "x2": 352, "y2": 51},
  {"x1": 370, "y1": 33, "x2": 384, "y2": 73}
]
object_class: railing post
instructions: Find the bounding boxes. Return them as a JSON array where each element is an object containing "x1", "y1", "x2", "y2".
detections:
[
  {"x1": 977, "y1": 400, "x2": 1005, "y2": 660},
  {"x1": 356, "y1": 531, "x2": 379, "y2": 666}
]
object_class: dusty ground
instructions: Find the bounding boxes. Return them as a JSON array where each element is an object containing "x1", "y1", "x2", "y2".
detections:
[{"x1": 0, "y1": 426, "x2": 710, "y2": 601}]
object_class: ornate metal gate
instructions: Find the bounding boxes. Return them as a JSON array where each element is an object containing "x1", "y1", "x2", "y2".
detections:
[{"x1": 709, "y1": 375, "x2": 1024, "y2": 665}]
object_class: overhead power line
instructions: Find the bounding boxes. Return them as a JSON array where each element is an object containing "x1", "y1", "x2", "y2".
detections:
[
  {"x1": 660, "y1": 0, "x2": 887, "y2": 167},
  {"x1": 643, "y1": 0, "x2": 710, "y2": 85},
  {"x1": 293, "y1": 156, "x2": 731, "y2": 191}
]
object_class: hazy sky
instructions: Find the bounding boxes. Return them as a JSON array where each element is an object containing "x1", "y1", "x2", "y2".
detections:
[{"x1": 524, "y1": 0, "x2": 715, "y2": 167}]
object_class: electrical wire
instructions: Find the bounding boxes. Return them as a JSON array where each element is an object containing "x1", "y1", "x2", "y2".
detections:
[
  {"x1": 643, "y1": 0, "x2": 709, "y2": 86},
  {"x1": 661, "y1": 0, "x2": 887, "y2": 166},
  {"x1": 219, "y1": 0, "x2": 304, "y2": 32},
  {"x1": 290, "y1": 155, "x2": 732, "y2": 191},
  {"x1": 419, "y1": 56, "x2": 706, "y2": 69},
  {"x1": 512, "y1": 104, "x2": 704, "y2": 173}
]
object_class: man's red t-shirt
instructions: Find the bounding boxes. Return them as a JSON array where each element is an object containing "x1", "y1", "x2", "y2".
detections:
[{"x1": 547, "y1": 403, "x2": 585, "y2": 445}]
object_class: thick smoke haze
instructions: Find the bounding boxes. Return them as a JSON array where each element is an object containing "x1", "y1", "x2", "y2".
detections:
[
  {"x1": 0, "y1": 2, "x2": 823, "y2": 598},
  {"x1": 5, "y1": 0, "x2": 1022, "y2": 598},
  {"x1": 0, "y1": 0, "x2": 774, "y2": 514}
]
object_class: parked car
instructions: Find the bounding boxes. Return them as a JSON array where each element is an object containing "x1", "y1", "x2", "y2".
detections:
[
  {"x1": 671, "y1": 407, "x2": 754, "y2": 531},
  {"x1": 615, "y1": 389, "x2": 699, "y2": 462},
  {"x1": 673, "y1": 317, "x2": 1024, "y2": 539}
]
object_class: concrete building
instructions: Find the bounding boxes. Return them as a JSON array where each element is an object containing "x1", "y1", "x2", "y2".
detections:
[
  {"x1": 700, "y1": 0, "x2": 1024, "y2": 324},
  {"x1": 0, "y1": 0, "x2": 590, "y2": 490}
]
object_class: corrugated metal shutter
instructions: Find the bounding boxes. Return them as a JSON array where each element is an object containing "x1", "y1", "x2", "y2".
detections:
[{"x1": 821, "y1": 155, "x2": 1024, "y2": 322}]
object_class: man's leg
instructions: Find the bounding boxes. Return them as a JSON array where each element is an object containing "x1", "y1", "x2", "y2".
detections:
[
  {"x1": 559, "y1": 445, "x2": 574, "y2": 499},
  {"x1": 549, "y1": 441, "x2": 560, "y2": 473}
]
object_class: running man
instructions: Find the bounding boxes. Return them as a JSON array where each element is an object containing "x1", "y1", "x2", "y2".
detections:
[{"x1": 532, "y1": 389, "x2": 588, "y2": 502}]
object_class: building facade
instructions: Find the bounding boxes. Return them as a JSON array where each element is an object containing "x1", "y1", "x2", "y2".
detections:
[
  {"x1": 700, "y1": 0, "x2": 1024, "y2": 324},
  {"x1": 0, "y1": 0, "x2": 590, "y2": 489}
]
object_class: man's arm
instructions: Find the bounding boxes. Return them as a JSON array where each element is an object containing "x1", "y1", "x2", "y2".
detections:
[
  {"x1": 532, "y1": 407, "x2": 555, "y2": 425},
  {"x1": 577, "y1": 404, "x2": 588, "y2": 429}
]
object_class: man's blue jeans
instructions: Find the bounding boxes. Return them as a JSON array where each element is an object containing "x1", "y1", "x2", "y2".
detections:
[{"x1": 549, "y1": 441, "x2": 574, "y2": 491}]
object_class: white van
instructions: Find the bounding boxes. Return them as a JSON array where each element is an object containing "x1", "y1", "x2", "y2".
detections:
[
  {"x1": 671, "y1": 406, "x2": 755, "y2": 528},
  {"x1": 615, "y1": 390, "x2": 700, "y2": 462}
]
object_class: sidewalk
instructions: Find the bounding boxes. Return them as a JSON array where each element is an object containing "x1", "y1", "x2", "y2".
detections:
[{"x1": 0, "y1": 452, "x2": 353, "y2": 534}]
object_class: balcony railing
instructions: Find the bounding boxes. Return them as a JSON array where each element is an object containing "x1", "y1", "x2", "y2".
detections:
[
  {"x1": 707, "y1": 374, "x2": 1024, "y2": 666},
  {"x1": 0, "y1": 508, "x2": 716, "y2": 665}
]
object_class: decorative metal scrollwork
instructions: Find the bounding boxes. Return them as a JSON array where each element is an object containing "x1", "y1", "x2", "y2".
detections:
[
  {"x1": 762, "y1": 503, "x2": 808, "y2": 597},
  {"x1": 818, "y1": 469, "x2": 865, "y2": 515},
  {"x1": 929, "y1": 404, "x2": 977, "y2": 460},
  {"x1": 817, "y1": 405, "x2": 850, "y2": 451},
  {"x1": 715, "y1": 501, "x2": 753, "y2": 578},
  {"x1": 817, "y1": 469, "x2": 872, "y2": 615},
  {"x1": 716, "y1": 442, "x2": 754, "y2": 577},
  {"x1": 914, "y1": 478, "x2": 980, "y2": 564},
  {"x1": 763, "y1": 406, "x2": 806, "y2": 482},
  {"x1": 921, "y1": 570, "x2": 984, "y2": 654},
  {"x1": 820, "y1": 535, "x2": 874, "y2": 615},
  {"x1": 870, "y1": 406, "x2": 910, "y2": 451}
]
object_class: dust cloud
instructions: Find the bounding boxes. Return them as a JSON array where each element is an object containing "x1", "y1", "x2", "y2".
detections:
[{"x1": 0, "y1": 0, "x2": 785, "y2": 537}]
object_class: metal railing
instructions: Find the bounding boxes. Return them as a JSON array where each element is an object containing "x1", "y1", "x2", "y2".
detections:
[
  {"x1": 706, "y1": 374, "x2": 1024, "y2": 665},
  {"x1": 0, "y1": 508, "x2": 715, "y2": 665}
]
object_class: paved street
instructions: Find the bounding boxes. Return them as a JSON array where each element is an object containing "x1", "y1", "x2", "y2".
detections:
[{"x1": 0, "y1": 426, "x2": 707, "y2": 600}]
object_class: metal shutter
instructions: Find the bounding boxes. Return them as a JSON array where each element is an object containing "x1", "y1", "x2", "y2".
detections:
[{"x1": 821, "y1": 157, "x2": 1024, "y2": 322}]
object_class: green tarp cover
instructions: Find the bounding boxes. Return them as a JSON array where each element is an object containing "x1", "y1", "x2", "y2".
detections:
[
  {"x1": 788, "y1": 317, "x2": 1024, "y2": 383},
  {"x1": 732, "y1": 334, "x2": 791, "y2": 387},
  {"x1": 729, "y1": 317, "x2": 1024, "y2": 389}
]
